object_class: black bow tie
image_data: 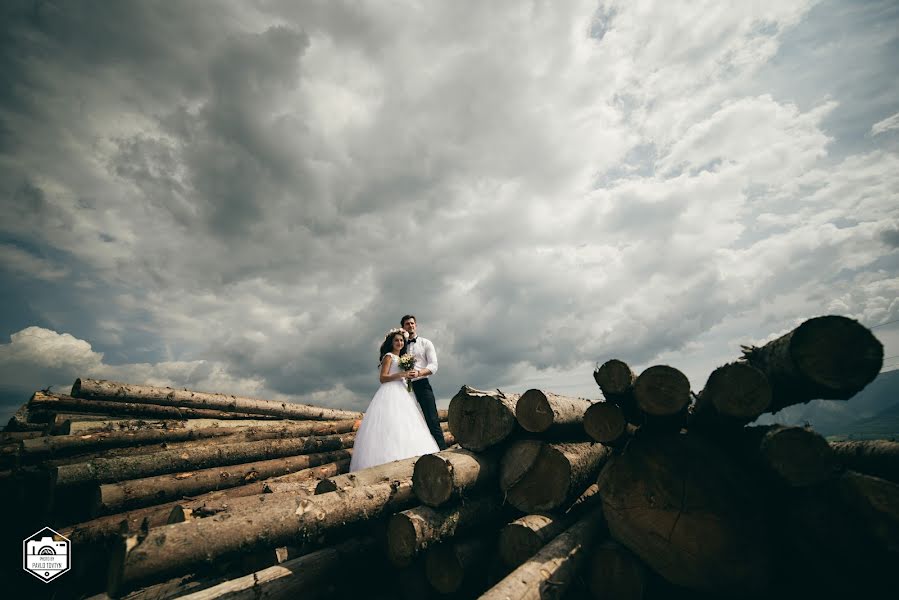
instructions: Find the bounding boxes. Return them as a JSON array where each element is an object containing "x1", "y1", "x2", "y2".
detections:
[{"x1": 407, "y1": 338, "x2": 417, "y2": 344}]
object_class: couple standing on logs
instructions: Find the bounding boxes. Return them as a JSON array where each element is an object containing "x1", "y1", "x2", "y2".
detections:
[{"x1": 349, "y1": 314, "x2": 447, "y2": 472}]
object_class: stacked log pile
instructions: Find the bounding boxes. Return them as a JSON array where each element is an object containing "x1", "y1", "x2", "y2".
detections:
[{"x1": 2, "y1": 315, "x2": 896, "y2": 599}]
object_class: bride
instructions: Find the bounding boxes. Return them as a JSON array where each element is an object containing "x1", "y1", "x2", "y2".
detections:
[{"x1": 349, "y1": 328, "x2": 440, "y2": 471}]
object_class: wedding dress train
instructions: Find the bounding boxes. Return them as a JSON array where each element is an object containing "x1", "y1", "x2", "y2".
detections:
[{"x1": 349, "y1": 352, "x2": 440, "y2": 471}]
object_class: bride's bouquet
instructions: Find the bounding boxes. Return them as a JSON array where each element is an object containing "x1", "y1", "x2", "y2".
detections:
[{"x1": 398, "y1": 353, "x2": 416, "y2": 391}]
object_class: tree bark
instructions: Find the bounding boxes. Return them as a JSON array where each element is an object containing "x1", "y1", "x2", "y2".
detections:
[
  {"x1": 424, "y1": 536, "x2": 493, "y2": 595},
  {"x1": 479, "y1": 508, "x2": 604, "y2": 600},
  {"x1": 54, "y1": 432, "x2": 355, "y2": 487},
  {"x1": 741, "y1": 425, "x2": 838, "y2": 486},
  {"x1": 498, "y1": 512, "x2": 577, "y2": 568},
  {"x1": 829, "y1": 440, "x2": 899, "y2": 483},
  {"x1": 515, "y1": 389, "x2": 593, "y2": 435},
  {"x1": 689, "y1": 362, "x2": 771, "y2": 428},
  {"x1": 740, "y1": 315, "x2": 883, "y2": 412},
  {"x1": 500, "y1": 441, "x2": 612, "y2": 512},
  {"x1": 22, "y1": 419, "x2": 360, "y2": 458},
  {"x1": 583, "y1": 400, "x2": 627, "y2": 443},
  {"x1": 72, "y1": 378, "x2": 363, "y2": 421},
  {"x1": 315, "y1": 456, "x2": 418, "y2": 494},
  {"x1": 633, "y1": 365, "x2": 692, "y2": 417},
  {"x1": 597, "y1": 433, "x2": 772, "y2": 594},
  {"x1": 94, "y1": 449, "x2": 353, "y2": 513},
  {"x1": 28, "y1": 391, "x2": 275, "y2": 420},
  {"x1": 587, "y1": 539, "x2": 649, "y2": 600},
  {"x1": 593, "y1": 359, "x2": 636, "y2": 396},
  {"x1": 412, "y1": 447, "x2": 501, "y2": 507},
  {"x1": 447, "y1": 386, "x2": 522, "y2": 451},
  {"x1": 62, "y1": 417, "x2": 295, "y2": 436},
  {"x1": 386, "y1": 495, "x2": 505, "y2": 566},
  {"x1": 108, "y1": 479, "x2": 415, "y2": 595}
]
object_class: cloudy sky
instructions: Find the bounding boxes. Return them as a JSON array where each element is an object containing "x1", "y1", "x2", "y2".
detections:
[{"x1": 1, "y1": 0, "x2": 898, "y2": 424}]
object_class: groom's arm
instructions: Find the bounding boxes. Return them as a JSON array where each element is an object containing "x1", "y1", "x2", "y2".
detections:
[{"x1": 419, "y1": 339, "x2": 438, "y2": 377}]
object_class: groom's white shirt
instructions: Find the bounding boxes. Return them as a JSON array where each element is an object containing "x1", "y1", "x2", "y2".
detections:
[{"x1": 407, "y1": 336, "x2": 438, "y2": 381}]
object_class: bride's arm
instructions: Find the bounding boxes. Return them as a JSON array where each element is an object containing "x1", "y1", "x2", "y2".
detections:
[{"x1": 379, "y1": 355, "x2": 404, "y2": 383}]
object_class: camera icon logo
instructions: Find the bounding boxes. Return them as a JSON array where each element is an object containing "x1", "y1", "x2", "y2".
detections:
[{"x1": 23, "y1": 527, "x2": 71, "y2": 582}]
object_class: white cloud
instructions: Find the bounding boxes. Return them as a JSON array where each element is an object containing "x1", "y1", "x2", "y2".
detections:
[{"x1": 870, "y1": 111, "x2": 899, "y2": 136}]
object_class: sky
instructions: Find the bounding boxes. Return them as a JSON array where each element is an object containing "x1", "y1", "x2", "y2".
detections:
[{"x1": 1, "y1": 0, "x2": 898, "y2": 424}]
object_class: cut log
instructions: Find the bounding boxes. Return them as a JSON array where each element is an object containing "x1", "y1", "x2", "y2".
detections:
[
  {"x1": 108, "y1": 479, "x2": 415, "y2": 595},
  {"x1": 447, "y1": 386, "x2": 522, "y2": 451},
  {"x1": 425, "y1": 537, "x2": 493, "y2": 595},
  {"x1": 72, "y1": 377, "x2": 363, "y2": 421},
  {"x1": 689, "y1": 362, "x2": 772, "y2": 427},
  {"x1": 583, "y1": 400, "x2": 627, "y2": 443},
  {"x1": 597, "y1": 433, "x2": 771, "y2": 593},
  {"x1": 54, "y1": 432, "x2": 355, "y2": 487},
  {"x1": 315, "y1": 456, "x2": 418, "y2": 494},
  {"x1": 386, "y1": 495, "x2": 505, "y2": 566},
  {"x1": 741, "y1": 315, "x2": 883, "y2": 412},
  {"x1": 829, "y1": 440, "x2": 899, "y2": 483},
  {"x1": 259, "y1": 479, "x2": 322, "y2": 496},
  {"x1": 479, "y1": 508, "x2": 604, "y2": 600},
  {"x1": 63, "y1": 417, "x2": 292, "y2": 435},
  {"x1": 593, "y1": 359, "x2": 636, "y2": 396},
  {"x1": 587, "y1": 540, "x2": 648, "y2": 600},
  {"x1": 515, "y1": 389, "x2": 593, "y2": 435},
  {"x1": 742, "y1": 425, "x2": 838, "y2": 486},
  {"x1": 498, "y1": 512, "x2": 577, "y2": 568},
  {"x1": 633, "y1": 365, "x2": 691, "y2": 417},
  {"x1": 500, "y1": 440, "x2": 612, "y2": 512},
  {"x1": 413, "y1": 447, "x2": 501, "y2": 507},
  {"x1": 837, "y1": 470, "x2": 899, "y2": 550},
  {"x1": 94, "y1": 449, "x2": 353, "y2": 513},
  {"x1": 22, "y1": 419, "x2": 360, "y2": 457},
  {"x1": 28, "y1": 390, "x2": 275, "y2": 420}
]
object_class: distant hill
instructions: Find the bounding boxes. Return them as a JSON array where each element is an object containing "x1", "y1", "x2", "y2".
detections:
[{"x1": 754, "y1": 368, "x2": 899, "y2": 438}]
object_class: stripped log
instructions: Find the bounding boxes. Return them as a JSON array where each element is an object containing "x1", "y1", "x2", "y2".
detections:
[
  {"x1": 515, "y1": 389, "x2": 592, "y2": 435},
  {"x1": 22, "y1": 419, "x2": 360, "y2": 457},
  {"x1": 689, "y1": 362, "x2": 772, "y2": 427},
  {"x1": 500, "y1": 441, "x2": 612, "y2": 512},
  {"x1": 583, "y1": 400, "x2": 627, "y2": 444},
  {"x1": 54, "y1": 432, "x2": 355, "y2": 486},
  {"x1": 386, "y1": 495, "x2": 505, "y2": 566},
  {"x1": 413, "y1": 447, "x2": 501, "y2": 507},
  {"x1": 94, "y1": 449, "x2": 353, "y2": 513},
  {"x1": 633, "y1": 365, "x2": 691, "y2": 417},
  {"x1": 316, "y1": 456, "x2": 418, "y2": 494},
  {"x1": 447, "y1": 386, "x2": 522, "y2": 451},
  {"x1": 72, "y1": 378, "x2": 363, "y2": 421},
  {"x1": 479, "y1": 508, "x2": 604, "y2": 600},
  {"x1": 63, "y1": 417, "x2": 289, "y2": 435},
  {"x1": 742, "y1": 425, "x2": 838, "y2": 486},
  {"x1": 498, "y1": 512, "x2": 577, "y2": 568},
  {"x1": 108, "y1": 479, "x2": 415, "y2": 595},
  {"x1": 829, "y1": 440, "x2": 899, "y2": 483},
  {"x1": 425, "y1": 537, "x2": 493, "y2": 595},
  {"x1": 28, "y1": 391, "x2": 271, "y2": 420},
  {"x1": 587, "y1": 540, "x2": 649, "y2": 600},
  {"x1": 593, "y1": 359, "x2": 636, "y2": 396},
  {"x1": 598, "y1": 433, "x2": 771, "y2": 594},
  {"x1": 741, "y1": 315, "x2": 883, "y2": 412}
]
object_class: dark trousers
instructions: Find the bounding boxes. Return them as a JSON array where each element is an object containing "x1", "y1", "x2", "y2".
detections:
[{"x1": 411, "y1": 378, "x2": 446, "y2": 450}]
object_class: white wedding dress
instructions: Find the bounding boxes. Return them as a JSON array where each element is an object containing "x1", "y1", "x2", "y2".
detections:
[{"x1": 349, "y1": 353, "x2": 440, "y2": 471}]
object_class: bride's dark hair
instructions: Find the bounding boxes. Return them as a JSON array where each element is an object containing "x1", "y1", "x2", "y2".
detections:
[{"x1": 379, "y1": 331, "x2": 408, "y2": 365}]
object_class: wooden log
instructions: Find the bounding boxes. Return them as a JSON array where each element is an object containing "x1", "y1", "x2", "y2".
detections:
[
  {"x1": 108, "y1": 479, "x2": 414, "y2": 595},
  {"x1": 425, "y1": 536, "x2": 493, "y2": 595},
  {"x1": 63, "y1": 417, "x2": 292, "y2": 435},
  {"x1": 689, "y1": 362, "x2": 771, "y2": 427},
  {"x1": 413, "y1": 446, "x2": 501, "y2": 507},
  {"x1": 54, "y1": 432, "x2": 355, "y2": 486},
  {"x1": 633, "y1": 365, "x2": 691, "y2": 417},
  {"x1": 447, "y1": 385, "x2": 522, "y2": 451},
  {"x1": 829, "y1": 440, "x2": 899, "y2": 483},
  {"x1": 0, "y1": 431, "x2": 44, "y2": 441},
  {"x1": 593, "y1": 359, "x2": 636, "y2": 396},
  {"x1": 260, "y1": 479, "x2": 322, "y2": 495},
  {"x1": 587, "y1": 540, "x2": 649, "y2": 600},
  {"x1": 479, "y1": 508, "x2": 604, "y2": 600},
  {"x1": 28, "y1": 410, "x2": 115, "y2": 424},
  {"x1": 498, "y1": 513, "x2": 577, "y2": 568},
  {"x1": 742, "y1": 425, "x2": 838, "y2": 486},
  {"x1": 500, "y1": 440, "x2": 612, "y2": 512},
  {"x1": 316, "y1": 456, "x2": 417, "y2": 494},
  {"x1": 95, "y1": 449, "x2": 353, "y2": 513},
  {"x1": 597, "y1": 433, "x2": 771, "y2": 593},
  {"x1": 72, "y1": 377, "x2": 363, "y2": 421},
  {"x1": 837, "y1": 470, "x2": 899, "y2": 550},
  {"x1": 29, "y1": 390, "x2": 276, "y2": 420},
  {"x1": 741, "y1": 315, "x2": 883, "y2": 412},
  {"x1": 583, "y1": 400, "x2": 627, "y2": 443},
  {"x1": 515, "y1": 389, "x2": 592, "y2": 434},
  {"x1": 386, "y1": 495, "x2": 505, "y2": 566},
  {"x1": 22, "y1": 419, "x2": 360, "y2": 458}
]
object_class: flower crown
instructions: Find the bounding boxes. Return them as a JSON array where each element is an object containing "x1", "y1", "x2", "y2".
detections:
[{"x1": 385, "y1": 327, "x2": 409, "y2": 340}]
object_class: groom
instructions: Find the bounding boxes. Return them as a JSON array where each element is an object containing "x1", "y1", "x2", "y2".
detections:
[{"x1": 401, "y1": 314, "x2": 447, "y2": 450}]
